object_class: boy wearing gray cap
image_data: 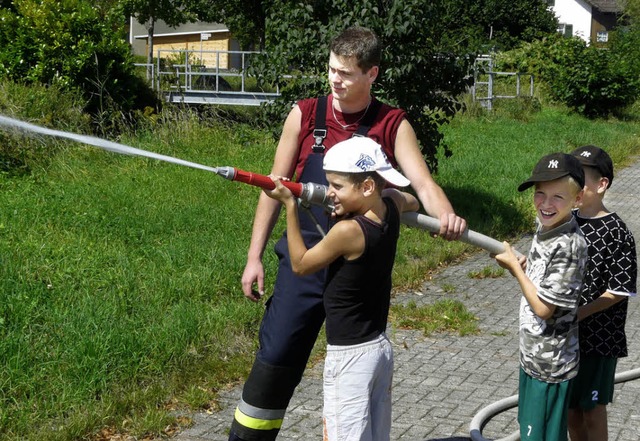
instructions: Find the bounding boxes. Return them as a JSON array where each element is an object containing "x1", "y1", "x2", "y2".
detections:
[
  {"x1": 567, "y1": 145, "x2": 637, "y2": 441},
  {"x1": 494, "y1": 153, "x2": 588, "y2": 441},
  {"x1": 264, "y1": 136, "x2": 418, "y2": 441}
]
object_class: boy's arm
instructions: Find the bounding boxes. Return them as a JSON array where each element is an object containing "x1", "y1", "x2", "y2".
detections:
[
  {"x1": 577, "y1": 292, "x2": 626, "y2": 321},
  {"x1": 289, "y1": 220, "x2": 363, "y2": 275},
  {"x1": 382, "y1": 188, "x2": 419, "y2": 213},
  {"x1": 266, "y1": 177, "x2": 363, "y2": 276},
  {"x1": 494, "y1": 242, "x2": 557, "y2": 320},
  {"x1": 578, "y1": 230, "x2": 637, "y2": 321}
]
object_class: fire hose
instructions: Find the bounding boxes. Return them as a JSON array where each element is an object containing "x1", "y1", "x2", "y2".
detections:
[
  {"x1": 214, "y1": 165, "x2": 516, "y2": 255},
  {"x1": 469, "y1": 367, "x2": 640, "y2": 441},
  {"x1": 0, "y1": 114, "x2": 513, "y2": 255}
]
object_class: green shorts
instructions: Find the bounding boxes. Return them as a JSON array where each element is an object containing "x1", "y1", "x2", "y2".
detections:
[
  {"x1": 518, "y1": 368, "x2": 572, "y2": 441},
  {"x1": 568, "y1": 355, "x2": 617, "y2": 410}
]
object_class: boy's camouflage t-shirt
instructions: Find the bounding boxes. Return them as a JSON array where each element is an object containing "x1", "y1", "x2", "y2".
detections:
[{"x1": 520, "y1": 217, "x2": 588, "y2": 383}]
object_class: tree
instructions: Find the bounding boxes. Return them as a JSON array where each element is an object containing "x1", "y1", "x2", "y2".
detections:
[
  {"x1": 0, "y1": 0, "x2": 16, "y2": 10},
  {"x1": 200, "y1": 0, "x2": 266, "y2": 50},
  {"x1": 624, "y1": 0, "x2": 640, "y2": 23},
  {"x1": 438, "y1": 0, "x2": 557, "y2": 53},
  {"x1": 249, "y1": 0, "x2": 556, "y2": 170},
  {"x1": 119, "y1": 0, "x2": 200, "y2": 77}
]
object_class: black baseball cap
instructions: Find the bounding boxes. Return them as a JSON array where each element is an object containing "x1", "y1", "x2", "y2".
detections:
[
  {"x1": 518, "y1": 153, "x2": 585, "y2": 192},
  {"x1": 570, "y1": 145, "x2": 614, "y2": 187}
]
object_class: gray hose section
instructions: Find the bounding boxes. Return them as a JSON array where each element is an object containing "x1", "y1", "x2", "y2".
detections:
[
  {"x1": 469, "y1": 367, "x2": 640, "y2": 441},
  {"x1": 401, "y1": 212, "x2": 515, "y2": 255},
  {"x1": 469, "y1": 394, "x2": 519, "y2": 441}
]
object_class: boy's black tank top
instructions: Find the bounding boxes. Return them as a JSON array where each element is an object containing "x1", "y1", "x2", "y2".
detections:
[{"x1": 324, "y1": 197, "x2": 400, "y2": 346}]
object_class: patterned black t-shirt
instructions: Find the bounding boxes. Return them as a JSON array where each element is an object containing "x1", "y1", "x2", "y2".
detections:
[{"x1": 574, "y1": 211, "x2": 637, "y2": 357}]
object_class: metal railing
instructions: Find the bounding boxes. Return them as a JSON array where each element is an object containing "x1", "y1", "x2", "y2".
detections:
[
  {"x1": 473, "y1": 55, "x2": 534, "y2": 110},
  {"x1": 147, "y1": 49, "x2": 280, "y2": 106},
  {"x1": 134, "y1": 62, "x2": 155, "y2": 89}
]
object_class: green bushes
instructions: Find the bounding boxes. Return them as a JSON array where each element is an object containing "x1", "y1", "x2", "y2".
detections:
[
  {"x1": 0, "y1": 0, "x2": 158, "y2": 122},
  {"x1": 497, "y1": 33, "x2": 640, "y2": 117}
]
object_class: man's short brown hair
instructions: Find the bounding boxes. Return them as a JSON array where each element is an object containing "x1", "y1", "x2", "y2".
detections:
[{"x1": 330, "y1": 26, "x2": 381, "y2": 72}]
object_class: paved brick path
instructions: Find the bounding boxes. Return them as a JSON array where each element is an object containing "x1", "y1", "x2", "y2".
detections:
[{"x1": 174, "y1": 157, "x2": 640, "y2": 441}]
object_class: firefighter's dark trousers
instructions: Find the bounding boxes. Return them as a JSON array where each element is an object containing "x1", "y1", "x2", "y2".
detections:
[{"x1": 229, "y1": 231, "x2": 326, "y2": 441}]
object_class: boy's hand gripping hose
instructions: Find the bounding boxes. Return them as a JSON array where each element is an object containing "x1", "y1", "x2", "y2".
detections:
[{"x1": 214, "y1": 166, "x2": 333, "y2": 212}]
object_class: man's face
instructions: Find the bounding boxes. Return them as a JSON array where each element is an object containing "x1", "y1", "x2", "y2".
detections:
[{"x1": 327, "y1": 52, "x2": 377, "y2": 104}]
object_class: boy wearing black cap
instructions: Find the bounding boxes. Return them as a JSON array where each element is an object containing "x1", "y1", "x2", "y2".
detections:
[
  {"x1": 494, "y1": 152, "x2": 588, "y2": 441},
  {"x1": 567, "y1": 145, "x2": 637, "y2": 441},
  {"x1": 264, "y1": 137, "x2": 419, "y2": 441}
]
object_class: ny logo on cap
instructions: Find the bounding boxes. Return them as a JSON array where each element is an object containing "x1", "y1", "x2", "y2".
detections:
[
  {"x1": 356, "y1": 153, "x2": 375, "y2": 171},
  {"x1": 548, "y1": 159, "x2": 559, "y2": 169},
  {"x1": 580, "y1": 151, "x2": 592, "y2": 158}
]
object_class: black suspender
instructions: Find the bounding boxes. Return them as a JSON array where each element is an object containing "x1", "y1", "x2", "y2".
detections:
[
  {"x1": 312, "y1": 96, "x2": 381, "y2": 153},
  {"x1": 312, "y1": 96, "x2": 328, "y2": 153}
]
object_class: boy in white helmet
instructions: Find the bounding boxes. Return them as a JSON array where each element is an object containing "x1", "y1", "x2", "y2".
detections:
[{"x1": 265, "y1": 136, "x2": 418, "y2": 441}]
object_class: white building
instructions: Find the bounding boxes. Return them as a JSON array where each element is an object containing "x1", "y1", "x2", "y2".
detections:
[{"x1": 548, "y1": 0, "x2": 623, "y2": 44}]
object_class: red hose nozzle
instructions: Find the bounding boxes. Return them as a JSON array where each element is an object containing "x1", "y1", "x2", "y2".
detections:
[{"x1": 215, "y1": 166, "x2": 333, "y2": 212}]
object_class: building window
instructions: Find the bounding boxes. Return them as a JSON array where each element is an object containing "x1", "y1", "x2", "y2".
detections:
[
  {"x1": 546, "y1": 0, "x2": 555, "y2": 6},
  {"x1": 557, "y1": 23, "x2": 574, "y2": 38},
  {"x1": 597, "y1": 31, "x2": 609, "y2": 43}
]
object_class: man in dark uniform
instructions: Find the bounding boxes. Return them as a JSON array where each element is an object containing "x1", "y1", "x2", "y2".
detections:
[{"x1": 229, "y1": 26, "x2": 466, "y2": 441}]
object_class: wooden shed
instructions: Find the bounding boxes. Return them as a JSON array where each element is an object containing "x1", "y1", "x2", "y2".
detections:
[
  {"x1": 588, "y1": 0, "x2": 623, "y2": 44},
  {"x1": 129, "y1": 20, "x2": 241, "y2": 69}
]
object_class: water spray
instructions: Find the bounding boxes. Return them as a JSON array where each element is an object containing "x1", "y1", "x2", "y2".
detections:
[
  {"x1": 0, "y1": 115, "x2": 334, "y2": 212},
  {"x1": 0, "y1": 114, "x2": 513, "y2": 255}
]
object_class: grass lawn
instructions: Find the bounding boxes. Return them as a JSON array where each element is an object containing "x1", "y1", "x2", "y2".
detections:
[{"x1": 1, "y1": 101, "x2": 639, "y2": 440}]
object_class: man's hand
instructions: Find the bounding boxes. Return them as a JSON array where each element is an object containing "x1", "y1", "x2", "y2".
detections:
[
  {"x1": 241, "y1": 258, "x2": 265, "y2": 302},
  {"x1": 437, "y1": 212, "x2": 467, "y2": 241}
]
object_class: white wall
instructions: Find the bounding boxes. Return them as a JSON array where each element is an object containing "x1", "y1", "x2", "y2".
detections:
[{"x1": 551, "y1": 0, "x2": 592, "y2": 42}]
